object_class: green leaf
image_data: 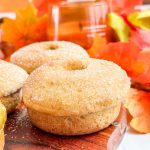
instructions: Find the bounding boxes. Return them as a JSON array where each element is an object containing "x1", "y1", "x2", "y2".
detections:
[
  {"x1": 107, "y1": 13, "x2": 130, "y2": 42},
  {"x1": 128, "y1": 10, "x2": 150, "y2": 30}
]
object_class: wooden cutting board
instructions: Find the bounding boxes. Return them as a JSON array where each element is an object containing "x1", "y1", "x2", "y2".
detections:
[{"x1": 4, "y1": 105, "x2": 127, "y2": 150}]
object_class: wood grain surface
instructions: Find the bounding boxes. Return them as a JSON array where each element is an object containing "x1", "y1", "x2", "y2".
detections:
[{"x1": 4, "y1": 105, "x2": 127, "y2": 150}]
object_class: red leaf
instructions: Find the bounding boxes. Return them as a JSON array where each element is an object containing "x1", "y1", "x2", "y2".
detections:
[
  {"x1": 133, "y1": 48, "x2": 150, "y2": 84},
  {"x1": 99, "y1": 42, "x2": 144, "y2": 77},
  {"x1": 0, "y1": 30, "x2": 4, "y2": 59},
  {"x1": 130, "y1": 29, "x2": 150, "y2": 49},
  {"x1": 108, "y1": 0, "x2": 143, "y2": 14},
  {"x1": 34, "y1": 0, "x2": 64, "y2": 15},
  {"x1": 121, "y1": 14, "x2": 137, "y2": 31}
]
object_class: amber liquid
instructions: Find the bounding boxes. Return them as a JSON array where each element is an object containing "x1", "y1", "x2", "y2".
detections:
[{"x1": 48, "y1": 1, "x2": 108, "y2": 50}]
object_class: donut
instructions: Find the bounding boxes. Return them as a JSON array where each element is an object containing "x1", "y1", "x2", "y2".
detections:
[
  {"x1": 10, "y1": 41, "x2": 89, "y2": 73},
  {"x1": 0, "y1": 60, "x2": 28, "y2": 113},
  {"x1": 0, "y1": 103, "x2": 6, "y2": 150},
  {"x1": 23, "y1": 58, "x2": 130, "y2": 135}
]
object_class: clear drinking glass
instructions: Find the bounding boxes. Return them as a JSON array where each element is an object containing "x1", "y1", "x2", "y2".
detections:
[{"x1": 48, "y1": 0, "x2": 108, "y2": 50}]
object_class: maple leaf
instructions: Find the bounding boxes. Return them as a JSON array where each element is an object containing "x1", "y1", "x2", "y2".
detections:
[
  {"x1": 130, "y1": 29, "x2": 150, "y2": 49},
  {"x1": 126, "y1": 88, "x2": 150, "y2": 133},
  {"x1": 2, "y1": 4, "x2": 48, "y2": 52},
  {"x1": 132, "y1": 48, "x2": 150, "y2": 84},
  {"x1": 128, "y1": 10, "x2": 150, "y2": 30},
  {"x1": 88, "y1": 33, "x2": 145, "y2": 78},
  {"x1": 107, "y1": 0, "x2": 143, "y2": 14},
  {"x1": 88, "y1": 34, "x2": 107, "y2": 58},
  {"x1": 107, "y1": 13, "x2": 130, "y2": 42},
  {"x1": 0, "y1": 29, "x2": 4, "y2": 59},
  {"x1": 98, "y1": 42, "x2": 144, "y2": 77},
  {"x1": 121, "y1": 14, "x2": 137, "y2": 31},
  {"x1": 33, "y1": 0, "x2": 62, "y2": 15}
]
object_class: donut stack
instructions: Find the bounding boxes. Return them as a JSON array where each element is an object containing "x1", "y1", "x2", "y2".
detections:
[{"x1": 0, "y1": 41, "x2": 130, "y2": 140}]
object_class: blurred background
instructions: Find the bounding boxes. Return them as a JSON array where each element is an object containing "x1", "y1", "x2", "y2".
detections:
[
  {"x1": 0, "y1": 0, "x2": 149, "y2": 12},
  {"x1": 0, "y1": 0, "x2": 150, "y2": 86}
]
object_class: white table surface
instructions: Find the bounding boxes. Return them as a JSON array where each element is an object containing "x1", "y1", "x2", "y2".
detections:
[
  {"x1": 1, "y1": 8, "x2": 150, "y2": 150},
  {"x1": 117, "y1": 128, "x2": 150, "y2": 150}
]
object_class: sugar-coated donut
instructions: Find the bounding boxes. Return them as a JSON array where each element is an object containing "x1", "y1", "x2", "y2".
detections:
[
  {"x1": 0, "y1": 60, "x2": 28, "y2": 113},
  {"x1": 23, "y1": 58, "x2": 130, "y2": 135},
  {"x1": 10, "y1": 41, "x2": 89, "y2": 73}
]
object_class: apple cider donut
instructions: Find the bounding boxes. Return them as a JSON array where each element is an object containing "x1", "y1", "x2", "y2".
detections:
[
  {"x1": 23, "y1": 58, "x2": 130, "y2": 135},
  {"x1": 10, "y1": 41, "x2": 89, "y2": 73},
  {"x1": 0, "y1": 60, "x2": 28, "y2": 113}
]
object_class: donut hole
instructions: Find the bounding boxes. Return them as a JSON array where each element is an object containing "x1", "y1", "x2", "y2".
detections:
[
  {"x1": 65, "y1": 59, "x2": 87, "y2": 71},
  {"x1": 48, "y1": 44, "x2": 59, "y2": 50}
]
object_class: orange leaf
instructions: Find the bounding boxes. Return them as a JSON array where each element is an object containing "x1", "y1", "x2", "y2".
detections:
[
  {"x1": 88, "y1": 34, "x2": 107, "y2": 58},
  {"x1": 99, "y1": 42, "x2": 144, "y2": 77},
  {"x1": 130, "y1": 30, "x2": 150, "y2": 49},
  {"x1": 34, "y1": 0, "x2": 63, "y2": 15},
  {"x1": 108, "y1": 0, "x2": 143, "y2": 14},
  {"x1": 2, "y1": 4, "x2": 48, "y2": 51},
  {"x1": 133, "y1": 68, "x2": 150, "y2": 84},
  {"x1": 132, "y1": 48, "x2": 150, "y2": 84},
  {"x1": 126, "y1": 88, "x2": 150, "y2": 133}
]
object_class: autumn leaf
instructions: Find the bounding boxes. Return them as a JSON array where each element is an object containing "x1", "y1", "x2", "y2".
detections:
[
  {"x1": 107, "y1": 0, "x2": 143, "y2": 14},
  {"x1": 34, "y1": 0, "x2": 51, "y2": 15},
  {"x1": 2, "y1": 4, "x2": 48, "y2": 51},
  {"x1": 33, "y1": 0, "x2": 62, "y2": 15},
  {"x1": 107, "y1": 13, "x2": 130, "y2": 42},
  {"x1": 128, "y1": 10, "x2": 150, "y2": 30},
  {"x1": 121, "y1": 14, "x2": 137, "y2": 31},
  {"x1": 126, "y1": 88, "x2": 150, "y2": 133},
  {"x1": 132, "y1": 48, "x2": 150, "y2": 84},
  {"x1": 0, "y1": 30, "x2": 4, "y2": 59},
  {"x1": 130, "y1": 29, "x2": 150, "y2": 49},
  {"x1": 138, "y1": 48, "x2": 150, "y2": 70},
  {"x1": 0, "y1": 103, "x2": 6, "y2": 130},
  {"x1": 133, "y1": 68, "x2": 150, "y2": 85},
  {"x1": 98, "y1": 42, "x2": 144, "y2": 77},
  {"x1": 88, "y1": 32, "x2": 145, "y2": 78},
  {"x1": 88, "y1": 34, "x2": 107, "y2": 58}
]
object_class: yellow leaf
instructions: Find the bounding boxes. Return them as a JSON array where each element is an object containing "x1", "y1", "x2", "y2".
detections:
[
  {"x1": 107, "y1": 13, "x2": 130, "y2": 42},
  {"x1": 0, "y1": 103, "x2": 6, "y2": 130},
  {"x1": 128, "y1": 10, "x2": 150, "y2": 30}
]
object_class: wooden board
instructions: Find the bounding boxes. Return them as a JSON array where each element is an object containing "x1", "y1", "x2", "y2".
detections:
[{"x1": 4, "y1": 105, "x2": 127, "y2": 150}]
